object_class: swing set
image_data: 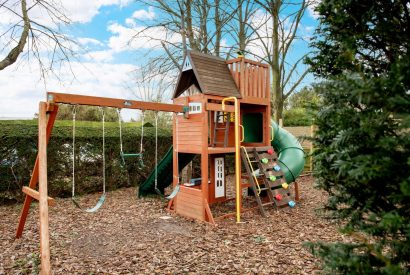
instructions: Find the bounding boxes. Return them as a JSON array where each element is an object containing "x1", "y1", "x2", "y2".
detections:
[{"x1": 15, "y1": 92, "x2": 187, "y2": 274}]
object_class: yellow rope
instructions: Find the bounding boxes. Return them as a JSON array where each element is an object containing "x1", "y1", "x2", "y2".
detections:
[{"x1": 241, "y1": 146, "x2": 261, "y2": 195}]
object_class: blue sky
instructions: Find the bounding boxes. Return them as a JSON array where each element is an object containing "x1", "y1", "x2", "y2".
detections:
[{"x1": 0, "y1": 0, "x2": 319, "y2": 119}]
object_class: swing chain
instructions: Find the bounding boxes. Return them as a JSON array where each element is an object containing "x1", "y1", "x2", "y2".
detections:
[
  {"x1": 71, "y1": 105, "x2": 78, "y2": 198},
  {"x1": 139, "y1": 110, "x2": 145, "y2": 154},
  {"x1": 117, "y1": 108, "x2": 124, "y2": 156},
  {"x1": 154, "y1": 111, "x2": 159, "y2": 193},
  {"x1": 98, "y1": 107, "x2": 106, "y2": 194}
]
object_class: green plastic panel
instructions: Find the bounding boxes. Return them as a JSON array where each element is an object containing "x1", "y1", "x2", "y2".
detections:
[{"x1": 243, "y1": 113, "x2": 263, "y2": 143}]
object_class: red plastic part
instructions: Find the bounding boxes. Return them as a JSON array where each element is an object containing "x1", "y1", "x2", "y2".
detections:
[
  {"x1": 275, "y1": 194, "x2": 282, "y2": 201},
  {"x1": 267, "y1": 149, "x2": 274, "y2": 155}
]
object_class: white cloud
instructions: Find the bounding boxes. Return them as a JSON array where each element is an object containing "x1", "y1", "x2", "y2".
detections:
[
  {"x1": 83, "y1": 50, "x2": 114, "y2": 62},
  {"x1": 78, "y1": 37, "x2": 104, "y2": 46},
  {"x1": 0, "y1": 0, "x2": 133, "y2": 27},
  {"x1": 132, "y1": 6, "x2": 155, "y2": 20},
  {"x1": 307, "y1": 1, "x2": 320, "y2": 19},
  {"x1": 107, "y1": 22, "x2": 180, "y2": 53},
  {"x1": 0, "y1": 60, "x2": 137, "y2": 118}
]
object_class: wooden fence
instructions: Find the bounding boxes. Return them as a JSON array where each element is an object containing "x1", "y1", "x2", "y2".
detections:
[{"x1": 282, "y1": 122, "x2": 315, "y2": 173}]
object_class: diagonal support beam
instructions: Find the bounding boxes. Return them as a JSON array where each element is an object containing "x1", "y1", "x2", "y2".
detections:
[{"x1": 15, "y1": 104, "x2": 58, "y2": 239}]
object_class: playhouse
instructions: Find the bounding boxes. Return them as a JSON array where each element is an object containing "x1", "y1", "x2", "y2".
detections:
[
  {"x1": 164, "y1": 51, "x2": 303, "y2": 223},
  {"x1": 15, "y1": 51, "x2": 305, "y2": 274}
]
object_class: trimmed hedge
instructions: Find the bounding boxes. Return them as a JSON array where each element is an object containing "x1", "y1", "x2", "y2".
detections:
[{"x1": 0, "y1": 120, "x2": 172, "y2": 204}]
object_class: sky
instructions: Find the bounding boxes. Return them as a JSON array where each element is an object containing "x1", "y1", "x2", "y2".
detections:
[{"x1": 0, "y1": 0, "x2": 319, "y2": 119}]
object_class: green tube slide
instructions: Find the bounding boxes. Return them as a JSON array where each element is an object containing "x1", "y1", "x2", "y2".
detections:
[
  {"x1": 139, "y1": 120, "x2": 305, "y2": 197},
  {"x1": 270, "y1": 120, "x2": 305, "y2": 183}
]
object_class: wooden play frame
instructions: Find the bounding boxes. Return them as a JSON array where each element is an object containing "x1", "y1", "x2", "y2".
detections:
[{"x1": 15, "y1": 92, "x2": 186, "y2": 274}]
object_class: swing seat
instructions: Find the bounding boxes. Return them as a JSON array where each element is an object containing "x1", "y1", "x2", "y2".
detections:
[
  {"x1": 121, "y1": 153, "x2": 143, "y2": 157},
  {"x1": 72, "y1": 193, "x2": 106, "y2": 213},
  {"x1": 165, "y1": 185, "x2": 180, "y2": 200}
]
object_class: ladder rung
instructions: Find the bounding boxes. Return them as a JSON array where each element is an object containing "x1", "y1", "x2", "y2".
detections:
[{"x1": 22, "y1": 186, "x2": 56, "y2": 206}]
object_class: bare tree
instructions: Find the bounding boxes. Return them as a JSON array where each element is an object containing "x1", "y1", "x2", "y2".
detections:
[
  {"x1": 132, "y1": 0, "x2": 312, "y2": 123},
  {"x1": 0, "y1": 0, "x2": 77, "y2": 79},
  {"x1": 133, "y1": 0, "x2": 237, "y2": 79},
  {"x1": 246, "y1": 0, "x2": 311, "y2": 121},
  {"x1": 224, "y1": 0, "x2": 258, "y2": 57}
]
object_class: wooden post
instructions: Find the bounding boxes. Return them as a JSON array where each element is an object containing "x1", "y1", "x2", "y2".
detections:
[
  {"x1": 294, "y1": 181, "x2": 300, "y2": 202},
  {"x1": 172, "y1": 113, "x2": 178, "y2": 210},
  {"x1": 201, "y1": 98, "x2": 209, "y2": 219},
  {"x1": 38, "y1": 102, "x2": 51, "y2": 275},
  {"x1": 16, "y1": 105, "x2": 59, "y2": 238}
]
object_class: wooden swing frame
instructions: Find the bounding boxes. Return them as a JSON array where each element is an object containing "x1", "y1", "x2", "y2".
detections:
[{"x1": 15, "y1": 92, "x2": 186, "y2": 275}]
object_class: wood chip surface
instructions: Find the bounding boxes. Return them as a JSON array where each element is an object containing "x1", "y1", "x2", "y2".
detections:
[{"x1": 0, "y1": 176, "x2": 345, "y2": 274}]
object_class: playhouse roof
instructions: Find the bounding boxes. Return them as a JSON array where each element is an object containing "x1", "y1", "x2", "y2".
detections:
[{"x1": 173, "y1": 51, "x2": 241, "y2": 99}]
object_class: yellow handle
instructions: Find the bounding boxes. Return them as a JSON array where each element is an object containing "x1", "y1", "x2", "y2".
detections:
[
  {"x1": 270, "y1": 125, "x2": 274, "y2": 141},
  {"x1": 221, "y1": 96, "x2": 241, "y2": 223},
  {"x1": 239, "y1": 124, "x2": 244, "y2": 142}
]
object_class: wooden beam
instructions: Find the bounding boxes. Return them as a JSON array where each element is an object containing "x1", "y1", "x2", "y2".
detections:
[
  {"x1": 38, "y1": 102, "x2": 51, "y2": 275},
  {"x1": 16, "y1": 105, "x2": 59, "y2": 239},
  {"x1": 204, "y1": 199, "x2": 215, "y2": 224},
  {"x1": 206, "y1": 103, "x2": 235, "y2": 112},
  {"x1": 22, "y1": 187, "x2": 56, "y2": 206},
  {"x1": 47, "y1": 92, "x2": 185, "y2": 113}
]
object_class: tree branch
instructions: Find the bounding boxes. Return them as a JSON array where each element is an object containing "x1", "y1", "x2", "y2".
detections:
[{"x1": 0, "y1": 0, "x2": 30, "y2": 70}]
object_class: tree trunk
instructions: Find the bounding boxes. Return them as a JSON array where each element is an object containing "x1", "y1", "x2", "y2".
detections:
[
  {"x1": 185, "y1": 0, "x2": 199, "y2": 51},
  {"x1": 271, "y1": 0, "x2": 282, "y2": 122},
  {"x1": 237, "y1": 0, "x2": 246, "y2": 52},
  {"x1": 214, "y1": 0, "x2": 221, "y2": 56},
  {"x1": 0, "y1": 0, "x2": 30, "y2": 71}
]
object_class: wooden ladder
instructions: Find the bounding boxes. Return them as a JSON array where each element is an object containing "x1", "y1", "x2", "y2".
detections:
[
  {"x1": 241, "y1": 146, "x2": 294, "y2": 217},
  {"x1": 211, "y1": 111, "x2": 230, "y2": 147}
]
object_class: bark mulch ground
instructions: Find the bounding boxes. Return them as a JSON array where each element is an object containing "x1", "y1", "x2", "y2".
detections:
[{"x1": 0, "y1": 176, "x2": 346, "y2": 274}]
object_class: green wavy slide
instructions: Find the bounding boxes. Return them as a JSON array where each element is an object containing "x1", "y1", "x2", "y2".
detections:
[{"x1": 139, "y1": 120, "x2": 305, "y2": 196}]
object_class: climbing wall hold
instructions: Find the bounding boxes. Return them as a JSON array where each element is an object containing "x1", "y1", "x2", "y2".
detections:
[
  {"x1": 261, "y1": 158, "x2": 269, "y2": 164},
  {"x1": 282, "y1": 182, "x2": 289, "y2": 189},
  {"x1": 288, "y1": 200, "x2": 296, "y2": 208},
  {"x1": 273, "y1": 165, "x2": 281, "y2": 171},
  {"x1": 267, "y1": 149, "x2": 274, "y2": 155},
  {"x1": 275, "y1": 194, "x2": 282, "y2": 201},
  {"x1": 269, "y1": 175, "x2": 276, "y2": 182}
]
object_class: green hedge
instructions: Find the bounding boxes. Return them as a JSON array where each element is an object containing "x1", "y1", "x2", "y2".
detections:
[{"x1": 0, "y1": 120, "x2": 172, "y2": 204}]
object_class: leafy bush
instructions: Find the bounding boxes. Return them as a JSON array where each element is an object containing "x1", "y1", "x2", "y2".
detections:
[
  {"x1": 307, "y1": 0, "x2": 410, "y2": 273},
  {"x1": 0, "y1": 120, "x2": 172, "y2": 204}
]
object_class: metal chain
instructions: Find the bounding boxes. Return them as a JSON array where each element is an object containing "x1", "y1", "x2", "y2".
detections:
[
  {"x1": 154, "y1": 112, "x2": 159, "y2": 190},
  {"x1": 100, "y1": 107, "x2": 106, "y2": 194},
  {"x1": 175, "y1": 113, "x2": 179, "y2": 184},
  {"x1": 117, "y1": 108, "x2": 123, "y2": 155},
  {"x1": 72, "y1": 105, "x2": 77, "y2": 198},
  {"x1": 139, "y1": 110, "x2": 144, "y2": 154}
]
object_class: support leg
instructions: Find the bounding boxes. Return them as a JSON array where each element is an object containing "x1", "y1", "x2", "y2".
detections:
[
  {"x1": 16, "y1": 105, "x2": 58, "y2": 238},
  {"x1": 38, "y1": 102, "x2": 51, "y2": 274},
  {"x1": 294, "y1": 181, "x2": 300, "y2": 202}
]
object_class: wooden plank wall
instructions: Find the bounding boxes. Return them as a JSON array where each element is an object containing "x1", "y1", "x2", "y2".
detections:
[
  {"x1": 176, "y1": 186, "x2": 205, "y2": 221},
  {"x1": 227, "y1": 59, "x2": 270, "y2": 100},
  {"x1": 176, "y1": 113, "x2": 203, "y2": 153}
]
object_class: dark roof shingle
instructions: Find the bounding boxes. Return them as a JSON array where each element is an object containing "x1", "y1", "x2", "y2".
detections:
[{"x1": 173, "y1": 51, "x2": 241, "y2": 98}]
